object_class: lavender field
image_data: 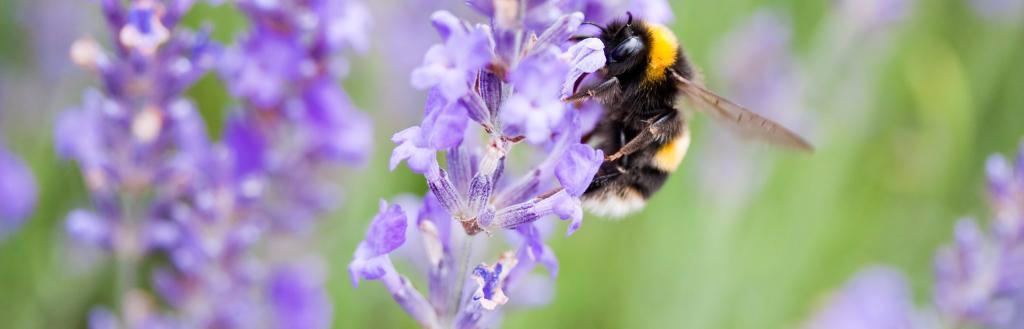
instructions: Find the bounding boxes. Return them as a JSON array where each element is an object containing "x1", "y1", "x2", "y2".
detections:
[{"x1": 0, "y1": 0, "x2": 1022, "y2": 328}]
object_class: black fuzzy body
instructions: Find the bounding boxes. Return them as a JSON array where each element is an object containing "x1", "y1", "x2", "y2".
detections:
[{"x1": 581, "y1": 18, "x2": 695, "y2": 213}]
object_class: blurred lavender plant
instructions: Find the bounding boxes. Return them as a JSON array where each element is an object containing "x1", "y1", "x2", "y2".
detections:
[
  {"x1": 968, "y1": 0, "x2": 1024, "y2": 22},
  {"x1": 349, "y1": 0, "x2": 618, "y2": 326},
  {"x1": 698, "y1": 10, "x2": 806, "y2": 210},
  {"x1": 0, "y1": 144, "x2": 37, "y2": 240},
  {"x1": 806, "y1": 141, "x2": 1024, "y2": 329},
  {"x1": 58, "y1": 0, "x2": 371, "y2": 327},
  {"x1": 804, "y1": 267, "x2": 933, "y2": 329}
]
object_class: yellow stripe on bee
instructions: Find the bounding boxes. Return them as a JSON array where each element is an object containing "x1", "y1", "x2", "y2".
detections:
[
  {"x1": 643, "y1": 23, "x2": 679, "y2": 83},
  {"x1": 652, "y1": 129, "x2": 690, "y2": 172}
]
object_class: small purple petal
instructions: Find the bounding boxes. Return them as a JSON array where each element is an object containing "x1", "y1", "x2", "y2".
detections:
[
  {"x1": 430, "y1": 10, "x2": 464, "y2": 41},
  {"x1": 390, "y1": 126, "x2": 437, "y2": 173},
  {"x1": 555, "y1": 143, "x2": 603, "y2": 197},
  {"x1": 535, "y1": 12, "x2": 584, "y2": 51},
  {"x1": 465, "y1": 0, "x2": 495, "y2": 17},
  {"x1": 321, "y1": 0, "x2": 372, "y2": 53},
  {"x1": 65, "y1": 209, "x2": 110, "y2": 247},
  {"x1": 410, "y1": 24, "x2": 492, "y2": 102},
  {"x1": 628, "y1": 0, "x2": 675, "y2": 24},
  {"x1": 88, "y1": 307, "x2": 119, "y2": 329},
  {"x1": 422, "y1": 89, "x2": 469, "y2": 149},
  {"x1": 805, "y1": 266, "x2": 924, "y2": 329},
  {"x1": 471, "y1": 252, "x2": 517, "y2": 310},
  {"x1": 0, "y1": 147, "x2": 37, "y2": 234},
  {"x1": 269, "y1": 265, "x2": 332, "y2": 329},
  {"x1": 225, "y1": 117, "x2": 266, "y2": 177},
  {"x1": 364, "y1": 200, "x2": 408, "y2": 257},
  {"x1": 562, "y1": 38, "x2": 606, "y2": 98}
]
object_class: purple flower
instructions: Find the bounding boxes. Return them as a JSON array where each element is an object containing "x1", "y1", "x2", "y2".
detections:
[
  {"x1": 697, "y1": 10, "x2": 807, "y2": 207},
  {"x1": 301, "y1": 78, "x2": 373, "y2": 163},
  {"x1": 360, "y1": 2, "x2": 620, "y2": 327},
  {"x1": 88, "y1": 308, "x2": 119, "y2": 329},
  {"x1": 119, "y1": 0, "x2": 171, "y2": 55},
  {"x1": 411, "y1": 11, "x2": 493, "y2": 102},
  {"x1": 60, "y1": 0, "x2": 374, "y2": 327},
  {"x1": 320, "y1": 0, "x2": 373, "y2": 53},
  {"x1": 969, "y1": 0, "x2": 1024, "y2": 22},
  {"x1": 501, "y1": 52, "x2": 572, "y2": 144},
  {"x1": 391, "y1": 126, "x2": 440, "y2": 174},
  {"x1": 471, "y1": 252, "x2": 517, "y2": 310},
  {"x1": 269, "y1": 264, "x2": 333, "y2": 329},
  {"x1": 65, "y1": 209, "x2": 110, "y2": 248},
  {"x1": 836, "y1": 0, "x2": 912, "y2": 32},
  {"x1": 562, "y1": 37, "x2": 606, "y2": 99},
  {"x1": 556, "y1": 143, "x2": 604, "y2": 197},
  {"x1": 348, "y1": 201, "x2": 441, "y2": 328},
  {"x1": 804, "y1": 267, "x2": 928, "y2": 329},
  {"x1": 809, "y1": 141, "x2": 1024, "y2": 329},
  {"x1": 0, "y1": 146, "x2": 37, "y2": 239},
  {"x1": 219, "y1": 33, "x2": 303, "y2": 108},
  {"x1": 560, "y1": 0, "x2": 675, "y2": 25},
  {"x1": 931, "y1": 142, "x2": 1024, "y2": 328},
  {"x1": 350, "y1": 200, "x2": 408, "y2": 285}
]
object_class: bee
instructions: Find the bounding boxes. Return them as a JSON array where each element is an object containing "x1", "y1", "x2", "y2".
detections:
[{"x1": 567, "y1": 13, "x2": 814, "y2": 218}]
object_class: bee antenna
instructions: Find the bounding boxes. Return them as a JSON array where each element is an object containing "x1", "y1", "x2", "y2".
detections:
[
  {"x1": 626, "y1": 11, "x2": 634, "y2": 25},
  {"x1": 581, "y1": 21, "x2": 608, "y2": 34}
]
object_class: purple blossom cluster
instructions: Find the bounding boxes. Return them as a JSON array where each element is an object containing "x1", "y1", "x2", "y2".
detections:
[
  {"x1": 0, "y1": 143, "x2": 37, "y2": 240},
  {"x1": 347, "y1": 0, "x2": 682, "y2": 326},
  {"x1": 806, "y1": 142, "x2": 1024, "y2": 329},
  {"x1": 968, "y1": 0, "x2": 1024, "y2": 22},
  {"x1": 698, "y1": 10, "x2": 806, "y2": 208},
  {"x1": 57, "y1": 0, "x2": 370, "y2": 328}
]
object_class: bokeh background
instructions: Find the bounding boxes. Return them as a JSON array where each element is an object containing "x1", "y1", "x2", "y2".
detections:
[{"x1": 1, "y1": 0, "x2": 1022, "y2": 328}]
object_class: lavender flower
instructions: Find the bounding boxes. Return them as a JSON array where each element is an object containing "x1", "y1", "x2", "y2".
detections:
[
  {"x1": 835, "y1": 0, "x2": 913, "y2": 32},
  {"x1": 59, "y1": 0, "x2": 372, "y2": 327},
  {"x1": 932, "y1": 143, "x2": 1024, "y2": 328},
  {"x1": 697, "y1": 10, "x2": 807, "y2": 209},
  {"x1": 807, "y1": 141, "x2": 1024, "y2": 329},
  {"x1": 354, "y1": 1, "x2": 610, "y2": 327},
  {"x1": 804, "y1": 267, "x2": 930, "y2": 329},
  {"x1": 0, "y1": 145, "x2": 37, "y2": 239},
  {"x1": 969, "y1": 0, "x2": 1024, "y2": 22}
]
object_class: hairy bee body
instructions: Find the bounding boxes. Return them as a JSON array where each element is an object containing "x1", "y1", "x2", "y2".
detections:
[
  {"x1": 581, "y1": 19, "x2": 695, "y2": 217},
  {"x1": 572, "y1": 14, "x2": 812, "y2": 218}
]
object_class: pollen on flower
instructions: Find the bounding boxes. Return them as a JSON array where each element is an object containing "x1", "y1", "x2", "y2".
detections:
[
  {"x1": 472, "y1": 251, "x2": 518, "y2": 310},
  {"x1": 132, "y1": 106, "x2": 164, "y2": 143},
  {"x1": 119, "y1": 1, "x2": 170, "y2": 55},
  {"x1": 70, "y1": 38, "x2": 108, "y2": 70}
]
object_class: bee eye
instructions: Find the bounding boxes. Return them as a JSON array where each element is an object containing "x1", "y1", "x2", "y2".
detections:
[{"x1": 609, "y1": 37, "x2": 642, "y2": 63}]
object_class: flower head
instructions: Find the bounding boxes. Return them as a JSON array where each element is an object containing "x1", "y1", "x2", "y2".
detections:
[
  {"x1": 932, "y1": 142, "x2": 1024, "y2": 328},
  {"x1": 810, "y1": 141, "x2": 1024, "y2": 329},
  {"x1": 411, "y1": 13, "x2": 493, "y2": 102},
  {"x1": 0, "y1": 146, "x2": 36, "y2": 238},
  {"x1": 472, "y1": 252, "x2": 518, "y2": 310},
  {"x1": 805, "y1": 267, "x2": 928, "y2": 329},
  {"x1": 969, "y1": 0, "x2": 1024, "y2": 22},
  {"x1": 349, "y1": 201, "x2": 408, "y2": 285},
  {"x1": 360, "y1": 1, "x2": 626, "y2": 327},
  {"x1": 59, "y1": 1, "x2": 373, "y2": 328}
]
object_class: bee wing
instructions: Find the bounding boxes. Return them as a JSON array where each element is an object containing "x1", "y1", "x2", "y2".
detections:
[{"x1": 670, "y1": 71, "x2": 814, "y2": 152}]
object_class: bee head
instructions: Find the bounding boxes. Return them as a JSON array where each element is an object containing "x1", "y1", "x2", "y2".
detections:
[{"x1": 596, "y1": 12, "x2": 650, "y2": 77}]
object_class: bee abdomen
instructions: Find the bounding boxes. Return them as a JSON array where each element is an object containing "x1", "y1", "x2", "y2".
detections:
[
  {"x1": 651, "y1": 129, "x2": 691, "y2": 173},
  {"x1": 582, "y1": 166, "x2": 670, "y2": 218}
]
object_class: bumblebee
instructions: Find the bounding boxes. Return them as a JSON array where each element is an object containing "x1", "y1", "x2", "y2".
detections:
[{"x1": 567, "y1": 13, "x2": 813, "y2": 217}]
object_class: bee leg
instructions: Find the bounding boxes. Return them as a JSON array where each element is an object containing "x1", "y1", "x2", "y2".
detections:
[
  {"x1": 605, "y1": 111, "x2": 678, "y2": 162},
  {"x1": 586, "y1": 171, "x2": 622, "y2": 192},
  {"x1": 569, "y1": 35, "x2": 594, "y2": 42},
  {"x1": 564, "y1": 77, "x2": 620, "y2": 103}
]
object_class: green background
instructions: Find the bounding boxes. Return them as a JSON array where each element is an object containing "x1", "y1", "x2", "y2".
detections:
[{"x1": 1, "y1": 0, "x2": 1022, "y2": 328}]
